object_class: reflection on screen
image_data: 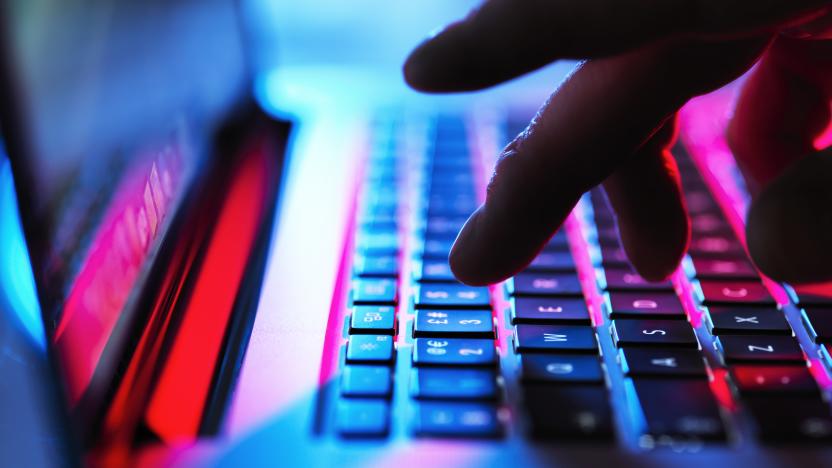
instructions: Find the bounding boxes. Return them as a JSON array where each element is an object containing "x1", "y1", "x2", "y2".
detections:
[
  {"x1": 55, "y1": 142, "x2": 184, "y2": 403},
  {"x1": 2, "y1": 0, "x2": 248, "y2": 409}
]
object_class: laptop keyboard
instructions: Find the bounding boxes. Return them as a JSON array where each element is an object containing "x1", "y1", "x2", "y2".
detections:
[{"x1": 327, "y1": 114, "x2": 832, "y2": 447}]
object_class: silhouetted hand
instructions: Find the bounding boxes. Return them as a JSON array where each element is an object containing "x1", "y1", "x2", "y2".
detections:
[{"x1": 404, "y1": 0, "x2": 832, "y2": 285}]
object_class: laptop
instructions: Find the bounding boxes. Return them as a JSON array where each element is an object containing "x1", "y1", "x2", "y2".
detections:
[{"x1": 2, "y1": 0, "x2": 832, "y2": 466}]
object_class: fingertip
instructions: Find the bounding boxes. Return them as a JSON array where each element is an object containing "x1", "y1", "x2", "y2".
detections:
[
  {"x1": 746, "y1": 148, "x2": 832, "y2": 284},
  {"x1": 744, "y1": 184, "x2": 823, "y2": 284},
  {"x1": 403, "y1": 39, "x2": 439, "y2": 92},
  {"x1": 402, "y1": 23, "x2": 475, "y2": 93},
  {"x1": 745, "y1": 195, "x2": 789, "y2": 281},
  {"x1": 602, "y1": 120, "x2": 690, "y2": 283},
  {"x1": 448, "y1": 207, "x2": 515, "y2": 286},
  {"x1": 619, "y1": 211, "x2": 690, "y2": 282},
  {"x1": 447, "y1": 212, "x2": 486, "y2": 286}
]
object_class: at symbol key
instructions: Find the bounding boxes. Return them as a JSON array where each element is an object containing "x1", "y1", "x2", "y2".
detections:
[{"x1": 412, "y1": 338, "x2": 497, "y2": 367}]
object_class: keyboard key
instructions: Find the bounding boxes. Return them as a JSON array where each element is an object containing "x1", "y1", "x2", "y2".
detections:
[
  {"x1": 715, "y1": 335, "x2": 804, "y2": 364},
  {"x1": 411, "y1": 368, "x2": 498, "y2": 400},
  {"x1": 353, "y1": 255, "x2": 398, "y2": 278},
  {"x1": 630, "y1": 379, "x2": 726, "y2": 441},
  {"x1": 592, "y1": 216, "x2": 615, "y2": 230},
  {"x1": 426, "y1": 205, "x2": 474, "y2": 219},
  {"x1": 427, "y1": 194, "x2": 477, "y2": 216},
  {"x1": 363, "y1": 186, "x2": 398, "y2": 204},
  {"x1": 607, "y1": 291, "x2": 686, "y2": 319},
  {"x1": 690, "y1": 257, "x2": 758, "y2": 280},
  {"x1": 359, "y1": 220, "x2": 398, "y2": 235},
  {"x1": 595, "y1": 226, "x2": 620, "y2": 246},
  {"x1": 544, "y1": 231, "x2": 570, "y2": 250},
  {"x1": 422, "y1": 238, "x2": 454, "y2": 259},
  {"x1": 690, "y1": 212, "x2": 733, "y2": 236},
  {"x1": 414, "y1": 402, "x2": 502, "y2": 438},
  {"x1": 510, "y1": 297, "x2": 591, "y2": 324},
  {"x1": 522, "y1": 385, "x2": 614, "y2": 440},
  {"x1": 525, "y1": 251, "x2": 576, "y2": 272},
  {"x1": 350, "y1": 305, "x2": 396, "y2": 335},
  {"x1": 689, "y1": 234, "x2": 745, "y2": 258},
  {"x1": 680, "y1": 170, "x2": 706, "y2": 188},
  {"x1": 599, "y1": 268, "x2": 673, "y2": 292},
  {"x1": 424, "y1": 216, "x2": 467, "y2": 238},
  {"x1": 698, "y1": 280, "x2": 775, "y2": 306},
  {"x1": 416, "y1": 284, "x2": 491, "y2": 309},
  {"x1": 336, "y1": 399, "x2": 389, "y2": 438},
  {"x1": 352, "y1": 279, "x2": 397, "y2": 305},
  {"x1": 514, "y1": 324, "x2": 598, "y2": 354},
  {"x1": 619, "y1": 348, "x2": 707, "y2": 378},
  {"x1": 341, "y1": 366, "x2": 392, "y2": 398},
  {"x1": 594, "y1": 215, "x2": 616, "y2": 229},
  {"x1": 507, "y1": 272, "x2": 583, "y2": 296},
  {"x1": 706, "y1": 307, "x2": 791, "y2": 335},
  {"x1": 802, "y1": 307, "x2": 832, "y2": 343},
  {"x1": 361, "y1": 204, "x2": 397, "y2": 221},
  {"x1": 611, "y1": 319, "x2": 698, "y2": 348},
  {"x1": 358, "y1": 210, "x2": 397, "y2": 227},
  {"x1": 589, "y1": 187, "x2": 609, "y2": 205},
  {"x1": 412, "y1": 338, "x2": 497, "y2": 367},
  {"x1": 414, "y1": 309, "x2": 494, "y2": 338},
  {"x1": 356, "y1": 232, "x2": 400, "y2": 255},
  {"x1": 598, "y1": 245, "x2": 630, "y2": 267},
  {"x1": 745, "y1": 396, "x2": 832, "y2": 443},
  {"x1": 731, "y1": 365, "x2": 819, "y2": 396},
  {"x1": 430, "y1": 172, "x2": 474, "y2": 187},
  {"x1": 520, "y1": 354, "x2": 604, "y2": 384},
  {"x1": 346, "y1": 335, "x2": 395, "y2": 363},
  {"x1": 592, "y1": 223, "x2": 617, "y2": 239},
  {"x1": 792, "y1": 287, "x2": 832, "y2": 306},
  {"x1": 417, "y1": 259, "x2": 456, "y2": 282},
  {"x1": 432, "y1": 156, "x2": 472, "y2": 170},
  {"x1": 684, "y1": 190, "x2": 719, "y2": 214}
]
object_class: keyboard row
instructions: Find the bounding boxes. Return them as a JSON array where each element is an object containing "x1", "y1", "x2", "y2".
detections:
[
  {"x1": 587, "y1": 146, "x2": 832, "y2": 444},
  {"x1": 338, "y1": 117, "x2": 507, "y2": 438},
  {"x1": 332, "y1": 116, "x2": 832, "y2": 445}
]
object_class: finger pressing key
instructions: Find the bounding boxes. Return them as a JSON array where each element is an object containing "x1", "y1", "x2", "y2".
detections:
[{"x1": 601, "y1": 115, "x2": 690, "y2": 281}]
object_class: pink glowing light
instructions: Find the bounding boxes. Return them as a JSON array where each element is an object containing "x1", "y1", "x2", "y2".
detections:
[
  {"x1": 56, "y1": 146, "x2": 182, "y2": 403},
  {"x1": 679, "y1": 88, "x2": 791, "y2": 306}
]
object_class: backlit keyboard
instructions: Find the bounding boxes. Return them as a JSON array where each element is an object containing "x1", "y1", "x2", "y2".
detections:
[{"x1": 325, "y1": 114, "x2": 832, "y2": 448}]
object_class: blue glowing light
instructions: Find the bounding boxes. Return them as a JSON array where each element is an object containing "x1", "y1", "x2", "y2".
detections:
[{"x1": 0, "y1": 153, "x2": 45, "y2": 349}]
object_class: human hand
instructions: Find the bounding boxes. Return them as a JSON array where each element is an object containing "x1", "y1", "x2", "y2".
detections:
[{"x1": 403, "y1": 0, "x2": 832, "y2": 285}]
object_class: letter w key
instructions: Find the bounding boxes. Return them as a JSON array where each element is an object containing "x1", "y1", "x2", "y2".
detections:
[{"x1": 514, "y1": 324, "x2": 598, "y2": 353}]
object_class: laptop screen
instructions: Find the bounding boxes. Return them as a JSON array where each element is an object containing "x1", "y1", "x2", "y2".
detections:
[{"x1": 0, "y1": 0, "x2": 249, "y2": 414}]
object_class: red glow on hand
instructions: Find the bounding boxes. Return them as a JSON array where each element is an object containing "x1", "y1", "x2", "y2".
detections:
[{"x1": 814, "y1": 113, "x2": 832, "y2": 150}]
